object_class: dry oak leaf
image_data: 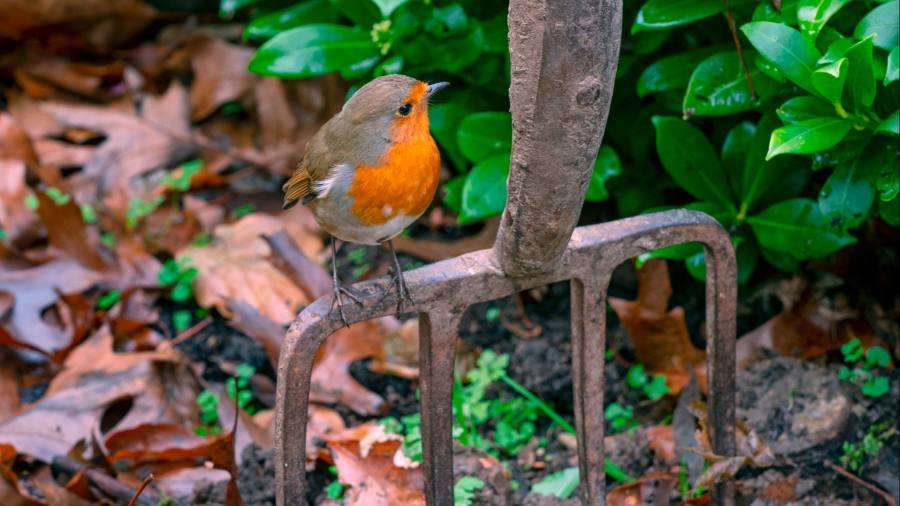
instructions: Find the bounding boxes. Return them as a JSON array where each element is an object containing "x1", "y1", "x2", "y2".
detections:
[
  {"x1": 311, "y1": 318, "x2": 397, "y2": 415},
  {"x1": 186, "y1": 37, "x2": 255, "y2": 122},
  {"x1": 0, "y1": 258, "x2": 105, "y2": 352},
  {"x1": 179, "y1": 209, "x2": 321, "y2": 325},
  {"x1": 609, "y1": 258, "x2": 706, "y2": 395},
  {"x1": 606, "y1": 471, "x2": 677, "y2": 506},
  {"x1": 0, "y1": 327, "x2": 199, "y2": 462},
  {"x1": 328, "y1": 425, "x2": 425, "y2": 506},
  {"x1": 38, "y1": 83, "x2": 192, "y2": 215}
]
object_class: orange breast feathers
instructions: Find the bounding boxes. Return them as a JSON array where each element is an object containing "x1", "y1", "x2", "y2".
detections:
[{"x1": 348, "y1": 86, "x2": 440, "y2": 226}]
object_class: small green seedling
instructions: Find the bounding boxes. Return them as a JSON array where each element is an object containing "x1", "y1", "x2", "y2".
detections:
[
  {"x1": 838, "y1": 339, "x2": 892, "y2": 398},
  {"x1": 101, "y1": 231, "x2": 117, "y2": 248},
  {"x1": 195, "y1": 389, "x2": 221, "y2": 436},
  {"x1": 531, "y1": 466, "x2": 580, "y2": 500},
  {"x1": 841, "y1": 421, "x2": 896, "y2": 472},
  {"x1": 163, "y1": 160, "x2": 202, "y2": 192},
  {"x1": 80, "y1": 203, "x2": 97, "y2": 224},
  {"x1": 381, "y1": 412, "x2": 423, "y2": 462},
  {"x1": 625, "y1": 364, "x2": 670, "y2": 401},
  {"x1": 604, "y1": 402, "x2": 637, "y2": 432},
  {"x1": 45, "y1": 187, "x2": 71, "y2": 205},
  {"x1": 454, "y1": 476, "x2": 485, "y2": 506},
  {"x1": 325, "y1": 479, "x2": 345, "y2": 499},
  {"x1": 159, "y1": 257, "x2": 199, "y2": 303},
  {"x1": 485, "y1": 307, "x2": 501, "y2": 322},
  {"x1": 226, "y1": 364, "x2": 257, "y2": 415},
  {"x1": 230, "y1": 203, "x2": 256, "y2": 219},
  {"x1": 126, "y1": 196, "x2": 165, "y2": 230},
  {"x1": 96, "y1": 290, "x2": 122, "y2": 311}
]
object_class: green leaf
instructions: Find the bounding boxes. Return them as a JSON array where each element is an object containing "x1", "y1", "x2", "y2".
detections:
[
  {"x1": 741, "y1": 21, "x2": 822, "y2": 94},
  {"x1": 855, "y1": 0, "x2": 899, "y2": 50},
  {"x1": 722, "y1": 121, "x2": 756, "y2": 198},
  {"x1": 776, "y1": 96, "x2": 834, "y2": 124},
  {"x1": 330, "y1": 0, "x2": 381, "y2": 26},
  {"x1": 866, "y1": 346, "x2": 892, "y2": 368},
  {"x1": 877, "y1": 110, "x2": 900, "y2": 136},
  {"x1": 372, "y1": 0, "x2": 408, "y2": 18},
  {"x1": 652, "y1": 116, "x2": 736, "y2": 210},
  {"x1": 637, "y1": 51, "x2": 715, "y2": 96},
  {"x1": 880, "y1": 196, "x2": 899, "y2": 225},
  {"x1": 642, "y1": 375, "x2": 670, "y2": 400},
  {"x1": 797, "y1": 0, "x2": 851, "y2": 38},
  {"x1": 843, "y1": 37, "x2": 876, "y2": 112},
  {"x1": 862, "y1": 376, "x2": 890, "y2": 397},
  {"x1": 626, "y1": 364, "x2": 649, "y2": 388},
  {"x1": 173, "y1": 309, "x2": 193, "y2": 333},
  {"x1": 244, "y1": 0, "x2": 340, "y2": 41},
  {"x1": 812, "y1": 57, "x2": 848, "y2": 104},
  {"x1": 683, "y1": 51, "x2": 778, "y2": 117},
  {"x1": 96, "y1": 290, "x2": 121, "y2": 311},
  {"x1": 585, "y1": 146, "x2": 621, "y2": 202},
  {"x1": 878, "y1": 155, "x2": 900, "y2": 201},
  {"x1": 481, "y1": 15, "x2": 508, "y2": 53},
  {"x1": 219, "y1": 0, "x2": 262, "y2": 18},
  {"x1": 633, "y1": 0, "x2": 723, "y2": 33},
  {"x1": 766, "y1": 117, "x2": 853, "y2": 159},
  {"x1": 460, "y1": 153, "x2": 509, "y2": 223},
  {"x1": 532, "y1": 467, "x2": 580, "y2": 499},
  {"x1": 457, "y1": 112, "x2": 511, "y2": 163},
  {"x1": 748, "y1": 198, "x2": 856, "y2": 259},
  {"x1": 249, "y1": 24, "x2": 379, "y2": 78},
  {"x1": 819, "y1": 140, "x2": 884, "y2": 229},
  {"x1": 429, "y1": 102, "x2": 472, "y2": 171},
  {"x1": 885, "y1": 46, "x2": 899, "y2": 85},
  {"x1": 442, "y1": 175, "x2": 465, "y2": 214},
  {"x1": 682, "y1": 234, "x2": 760, "y2": 284},
  {"x1": 454, "y1": 476, "x2": 485, "y2": 506},
  {"x1": 842, "y1": 338, "x2": 863, "y2": 362}
]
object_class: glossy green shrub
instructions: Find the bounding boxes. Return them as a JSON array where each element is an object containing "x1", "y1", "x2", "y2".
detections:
[{"x1": 236, "y1": 0, "x2": 899, "y2": 283}]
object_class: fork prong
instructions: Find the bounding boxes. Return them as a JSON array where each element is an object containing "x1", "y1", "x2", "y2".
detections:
[
  {"x1": 418, "y1": 309, "x2": 462, "y2": 506},
  {"x1": 571, "y1": 274, "x2": 610, "y2": 504}
]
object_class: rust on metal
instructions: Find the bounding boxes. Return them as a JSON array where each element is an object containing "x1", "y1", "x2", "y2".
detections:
[{"x1": 274, "y1": 0, "x2": 737, "y2": 504}]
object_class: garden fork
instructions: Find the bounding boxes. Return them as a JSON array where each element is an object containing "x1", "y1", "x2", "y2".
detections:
[{"x1": 274, "y1": 0, "x2": 738, "y2": 504}]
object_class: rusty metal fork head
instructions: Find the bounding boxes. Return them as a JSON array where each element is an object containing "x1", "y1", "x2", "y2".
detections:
[{"x1": 274, "y1": 0, "x2": 737, "y2": 504}]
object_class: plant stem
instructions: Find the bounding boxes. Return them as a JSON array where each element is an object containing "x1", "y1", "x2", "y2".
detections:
[{"x1": 500, "y1": 373, "x2": 634, "y2": 483}]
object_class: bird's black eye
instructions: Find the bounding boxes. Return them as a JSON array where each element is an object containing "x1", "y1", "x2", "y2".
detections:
[{"x1": 398, "y1": 103, "x2": 412, "y2": 116}]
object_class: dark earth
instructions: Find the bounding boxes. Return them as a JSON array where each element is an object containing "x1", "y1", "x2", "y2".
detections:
[{"x1": 167, "y1": 241, "x2": 899, "y2": 505}]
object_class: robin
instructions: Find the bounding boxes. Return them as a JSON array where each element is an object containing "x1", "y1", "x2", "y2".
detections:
[{"x1": 282, "y1": 74, "x2": 449, "y2": 323}]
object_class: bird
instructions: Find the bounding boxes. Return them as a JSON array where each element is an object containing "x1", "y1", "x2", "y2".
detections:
[{"x1": 282, "y1": 74, "x2": 449, "y2": 324}]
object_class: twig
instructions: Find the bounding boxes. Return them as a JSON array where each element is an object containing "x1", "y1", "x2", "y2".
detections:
[
  {"x1": 725, "y1": 0, "x2": 758, "y2": 100},
  {"x1": 826, "y1": 461, "x2": 897, "y2": 506},
  {"x1": 127, "y1": 474, "x2": 155, "y2": 506},
  {"x1": 169, "y1": 315, "x2": 213, "y2": 346}
]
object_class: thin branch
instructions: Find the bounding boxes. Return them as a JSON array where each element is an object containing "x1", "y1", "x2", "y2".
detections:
[
  {"x1": 825, "y1": 461, "x2": 897, "y2": 506},
  {"x1": 127, "y1": 474, "x2": 155, "y2": 506},
  {"x1": 725, "y1": 0, "x2": 758, "y2": 100}
]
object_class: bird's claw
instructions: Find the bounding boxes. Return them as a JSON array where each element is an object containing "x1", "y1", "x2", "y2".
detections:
[
  {"x1": 381, "y1": 267, "x2": 414, "y2": 313},
  {"x1": 331, "y1": 285, "x2": 362, "y2": 327}
]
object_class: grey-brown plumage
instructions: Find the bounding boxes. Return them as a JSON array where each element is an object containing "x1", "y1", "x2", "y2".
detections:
[{"x1": 282, "y1": 74, "x2": 420, "y2": 209}]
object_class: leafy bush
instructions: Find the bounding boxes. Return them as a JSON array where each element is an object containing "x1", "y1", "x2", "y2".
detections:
[{"x1": 236, "y1": 0, "x2": 898, "y2": 283}]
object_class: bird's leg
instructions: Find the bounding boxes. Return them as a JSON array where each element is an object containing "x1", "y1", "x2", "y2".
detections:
[
  {"x1": 330, "y1": 236, "x2": 361, "y2": 326},
  {"x1": 385, "y1": 239, "x2": 414, "y2": 311}
]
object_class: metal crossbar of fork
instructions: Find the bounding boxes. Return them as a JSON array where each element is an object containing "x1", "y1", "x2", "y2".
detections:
[{"x1": 274, "y1": 0, "x2": 738, "y2": 504}]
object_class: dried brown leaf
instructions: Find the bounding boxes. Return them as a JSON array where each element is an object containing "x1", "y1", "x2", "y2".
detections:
[
  {"x1": 329, "y1": 435, "x2": 425, "y2": 506},
  {"x1": 187, "y1": 37, "x2": 255, "y2": 122},
  {"x1": 180, "y1": 210, "x2": 321, "y2": 325},
  {"x1": 609, "y1": 259, "x2": 706, "y2": 395},
  {"x1": 0, "y1": 327, "x2": 199, "y2": 461},
  {"x1": 606, "y1": 471, "x2": 676, "y2": 506}
]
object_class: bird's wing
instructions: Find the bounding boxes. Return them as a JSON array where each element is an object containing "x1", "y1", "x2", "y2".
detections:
[
  {"x1": 282, "y1": 158, "x2": 313, "y2": 209},
  {"x1": 282, "y1": 127, "x2": 337, "y2": 209}
]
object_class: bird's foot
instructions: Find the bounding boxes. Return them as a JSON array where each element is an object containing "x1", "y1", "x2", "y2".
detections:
[
  {"x1": 331, "y1": 283, "x2": 362, "y2": 327},
  {"x1": 386, "y1": 267, "x2": 415, "y2": 313}
]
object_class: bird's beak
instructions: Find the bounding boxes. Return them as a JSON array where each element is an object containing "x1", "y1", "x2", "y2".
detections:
[{"x1": 426, "y1": 82, "x2": 450, "y2": 98}]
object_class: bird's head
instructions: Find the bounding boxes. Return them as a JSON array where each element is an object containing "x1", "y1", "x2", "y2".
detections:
[{"x1": 342, "y1": 74, "x2": 449, "y2": 143}]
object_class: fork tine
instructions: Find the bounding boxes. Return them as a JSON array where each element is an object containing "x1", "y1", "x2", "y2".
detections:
[
  {"x1": 571, "y1": 274, "x2": 611, "y2": 505},
  {"x1": 418, "y1": 309, "x2": 463, "y2": 506}
]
